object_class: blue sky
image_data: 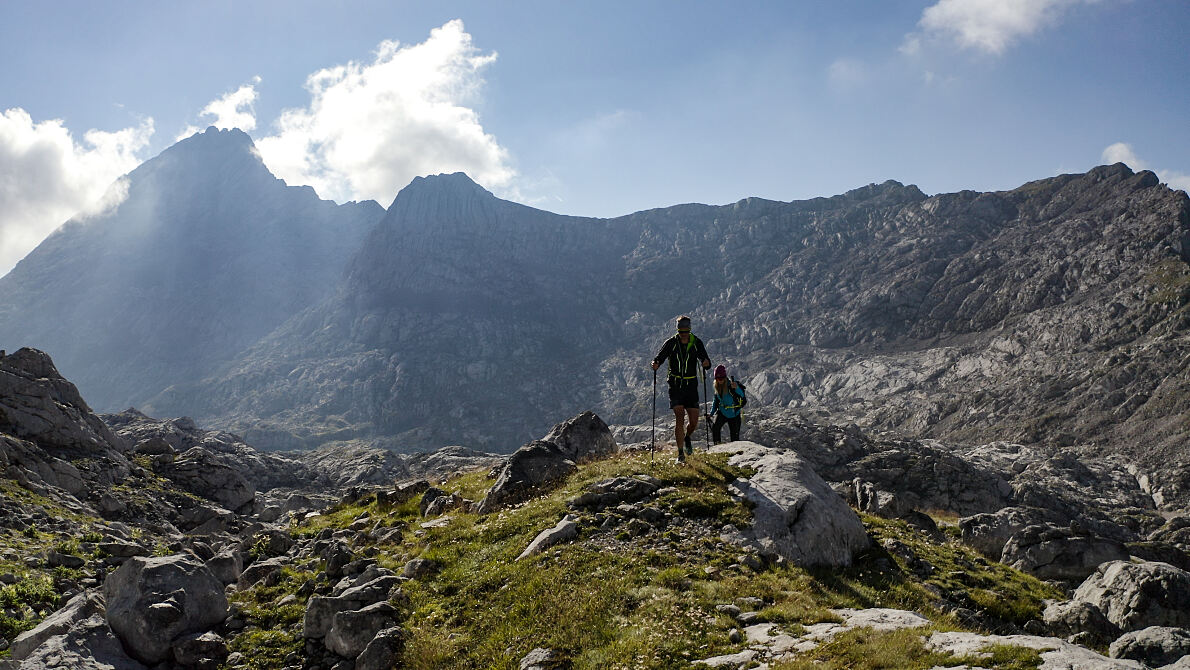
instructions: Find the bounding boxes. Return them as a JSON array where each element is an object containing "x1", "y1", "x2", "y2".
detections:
[{"x1": 1, "y1": 0, "x2": 1188, "y2": 275}]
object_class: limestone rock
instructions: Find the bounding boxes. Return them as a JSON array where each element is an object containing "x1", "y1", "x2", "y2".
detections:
[
  {"x1": 960, "y1": 506, "x2": 1067, "y2": 560},
  {"x1": 1042, "y1": 600, "x2": 1121, "y2": 647},
  {"x1": 103, "y1": 554, "x2": 229, "y2": 665},
  {"x1": 710, "y1": 441, "x2": 869, "y2": 567},
  {"x1": 540, "y1": 411, "x2": 617, "y2": 464},
  {"x1": 1109, "y1": 626, "x2": 1190, "y2": 667},
  {"x1": 1001, "y1": 524, "x2": 1130, "y2": 581},
  {"x1": 1074, "y1": 561, "x2": 1190, "y2": 632},
  {"x1": 325, "y1": 602, "x2": 402, "y2": 659},
  {"x1": 153, "y1": 447, "x2": 255, "y2": 513},
  {"x1": 355, "y1": 626, "x2": 405, "y2": 670},
  {"x1": 518, "y1": 516, "x2": 579, "y2": 560},
  {"x1": 477, "y1": 440, "x2": 577, "y2": 514}
]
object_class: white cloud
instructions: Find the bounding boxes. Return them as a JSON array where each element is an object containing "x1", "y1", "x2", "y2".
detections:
[
  {"x1": 908, "y1": 0, "x2": 1101, "y2": 55},
  {"x1": 0, "y1": 108, "x2": 153, "y2": 276},
  {"x1": 203, "y1": 77, "x2": 261, "y2": 131},
  {"x1": 827, "y1": 58, "x2": 867, "y2": 88},
  {"x1": 255, "y1": 20, "x2": 514, "y2": 205},
  {"x1": 1102, "y1": 142, "x2": 1190, "y2": 193}
]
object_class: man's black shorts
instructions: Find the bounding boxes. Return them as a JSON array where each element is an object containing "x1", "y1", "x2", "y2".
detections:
[{"x1": 668, "y1": 381, "x2": 700, "y2": 409}]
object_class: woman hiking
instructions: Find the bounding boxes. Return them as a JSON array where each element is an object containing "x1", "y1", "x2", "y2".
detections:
[
  {"x1": 651, "y1": 315, "x2": 711, "y2": 462},
  {"x1": 709, "y1": 364, "x2": 746, "y2": 443}
]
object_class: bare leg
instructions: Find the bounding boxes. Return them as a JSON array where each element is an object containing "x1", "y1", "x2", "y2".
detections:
[
  {"x1": 672, "y1": 406, "x2": 686, "y2": 450},
  {"x1": 686, "y1": 407, "x2": 699, "y2": 442}
]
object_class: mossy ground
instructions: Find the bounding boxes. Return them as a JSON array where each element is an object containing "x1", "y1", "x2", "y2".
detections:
[
  {"x1": 0, "y1": 478, "x2": 118, "y2": 656},
  {"x1": 246, "y1": 450, "x2": 1062, "y2": 669}
]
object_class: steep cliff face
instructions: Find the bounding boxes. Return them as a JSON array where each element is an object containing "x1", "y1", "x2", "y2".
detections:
[
  {"x1": 0, "y1": 127, "x2": 384, "y2": 411},
  {"x1": 680, "y1": 165, "x2": 1190, "y2": 475},
  {"x1": 161, "y1": 165, "x2": 1190, "y2": 473}
]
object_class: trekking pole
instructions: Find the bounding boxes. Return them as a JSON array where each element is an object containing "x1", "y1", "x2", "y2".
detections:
[
  {"x1": 702, "y1": 366, "x2": 711, "y2": 449},
  {"x1": 651, "y1": 368, "x2": 656, "y2": 465}
]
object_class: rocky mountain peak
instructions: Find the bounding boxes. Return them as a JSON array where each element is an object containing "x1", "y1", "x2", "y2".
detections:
[
  {"x1": 128, "y1": 125, "x2": 270, "y2": 191},
  {"x1": 836, "y1": 179, "x2": 928, "y2": 206}
]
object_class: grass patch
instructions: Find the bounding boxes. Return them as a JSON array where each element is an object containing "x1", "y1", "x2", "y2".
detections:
[
  {"x1": 774, "y1": 628, "x2": 1045, "y2": 670},
  {"x1": 227, "y1": 629, "x2": 301, "y2": 670},
  {"x1": 0, "y1": 574, "x2": 58, "y2": 646},
  {"x1": 810, "y1": 516, "x2": 1062, "y2": 629}
]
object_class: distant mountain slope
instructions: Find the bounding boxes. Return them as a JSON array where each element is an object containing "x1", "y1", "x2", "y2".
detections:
[
  {"x1": 155, "y1": 165, "x2": 1189, "y2": 480},
  {"x1": 0, "y1": 127, "x2": 384, "y2": 410}
]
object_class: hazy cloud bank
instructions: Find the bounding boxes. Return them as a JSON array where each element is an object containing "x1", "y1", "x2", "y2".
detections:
[{"x1": 0, "y1": 108, "x2": 152, "y2": 277}]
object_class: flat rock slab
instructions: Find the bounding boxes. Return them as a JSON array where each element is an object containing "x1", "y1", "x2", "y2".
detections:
[{"x1": 927, "y1": 631, "x2": 1147, "y2": 670}]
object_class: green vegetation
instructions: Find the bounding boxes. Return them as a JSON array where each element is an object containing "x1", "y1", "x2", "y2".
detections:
[
  {"x1": 811, "y1": 516, "x2": 1061, "y2": 628},
  {"x1": 225, "y1": 566, "x2": 319, "y2": 670},
  {"x1": 268, "y1": 450, "x2": 1062, "y2": 669},
  {"x1": 1146, "y1": 258, "x2": 1190, "y2": 304},
  {"x1": 0, "y1": 574, "x2": 58, "y2": 647},
  {"x1": 773, "y1": 627, "x2": 1045, "y2": 670}
]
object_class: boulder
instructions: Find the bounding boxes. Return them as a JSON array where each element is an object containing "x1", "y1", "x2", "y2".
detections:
[
  {"x1": 325, "y1": 602, "x2": 402, "y2": 659},
  {"x1": 205, "y1": 550, "x2": 242, "y2": 585},
  {"x1": 10, "y1": 592, "x2": 104, "y2": 660},
  {"x1": 172, "y1": 631, "x2": 229, "y2": 669},
  {"x1": 518, "y1": 516, "x2": 579, "y2": 560},
  {"x1": 709, "y1": 442, "x2": 869, "y2": 567},
  {"x1": 540, "y1": 411, "x2": 617, "y2": 464},
  {"x1": 1001, "y1": 524, "x2": 1130, "y2": 581},
  {"x1": 355, "y1": 626, "x2": 405, "y2": 670},
  {"x1": 1109, "y1": 626, "x2": 1190, "y2": 666},
  {"x1": 238, "y1": 556, "x2": 284, "y2": 588},
  {"x1": 103, "y1": 555, "x2": 229, "y2": 665},
  {"x1": 569, "y1": 476, "x2": 658, "y2": 509},
  {"x1": 1074, "y1": 561, "x2": 1190, "y2": 632},
  {"x1": 959, "y1": 506, "x2": 1067, "y2": 560},
  {"x1": 0, "y1": 348, "x2": 127, "y2": 453},
  {"x1": 520, "y1": 647, "x2": 560, "y2": 670},
  {"x1": 1042, "y1": 600, "x2": 1121, "y2": 647},
  {"x1": 154, "y1": 447, "x2": 255, "y2": 513},
  {"x1": 11, "y1": 612, "x2": 147, "y2": 669},
  {"x1": 477, "y1": 441, "x2": 577, "y2": 514}
]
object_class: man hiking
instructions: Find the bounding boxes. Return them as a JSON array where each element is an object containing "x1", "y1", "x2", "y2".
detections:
[{"x1": 651, "y1": 315, "x2": 711, "y2": 462}]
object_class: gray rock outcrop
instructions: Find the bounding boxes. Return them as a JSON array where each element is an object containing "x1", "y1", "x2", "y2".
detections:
[
  {"x1": 103, "y1": 554, "x2": 229, "y2": 665},
  {"x1": 1001, "y1": 524, "x2": 1130, "y2": 581},
  {"x1": 1109, "y1": 626, "x2": 1190, "y2": 666},
  {"x1": 541, "y1": 411, "x2": 617, "y2": 464},
  {"x1": 1042, "y1": 600, "x2": 1121, "y2": 648},
  {"x1": 477, "y1": 412, "x2": 617, "y2": 513},
  {"x1": 710, "y1": 441, "x2": 869, "y2": 567},
  {"x1": 478, "y1": 442, "x2": 577, "y2": 514},
  {"x1": 1074, "y1": 561, "x2": 1190, "y2": 632}
]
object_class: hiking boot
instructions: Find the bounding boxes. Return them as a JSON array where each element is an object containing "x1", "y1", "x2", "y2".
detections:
[{"x1": 684, "y1": 435, "x2": 693, "y2": 455}]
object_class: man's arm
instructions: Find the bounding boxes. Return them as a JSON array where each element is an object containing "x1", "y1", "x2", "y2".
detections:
[
  {"x1": 652, "y1": 338, "x2": 673, "y2": 369},
  {"x1": 696, "y1": 337, "x2": 711, "y2": 368}
]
